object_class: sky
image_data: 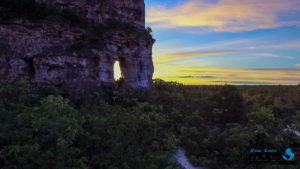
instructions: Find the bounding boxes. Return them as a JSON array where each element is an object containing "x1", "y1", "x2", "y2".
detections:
[{"x1": 143, "y1": 0, "x2": 300, "y2": 85}]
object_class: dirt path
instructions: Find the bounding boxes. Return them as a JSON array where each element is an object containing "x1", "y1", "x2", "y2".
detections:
[{"x1": 173, "y1": 149, "x2": 204, "y2": 169}]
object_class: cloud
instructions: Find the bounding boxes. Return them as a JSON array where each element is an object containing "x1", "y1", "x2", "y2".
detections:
[
  {"x1": 154, "y1": 51, "x2": 235, "y2": 62},
  {"x1": 154, "y1": 64, "x2": 300, "y2": 85},
  {"x1": 147, "y1": 0, "x2": 300, "y2": 32},
  {"x1": 177, "y1": 76, "x2": 194, "y2": 78},
  {"x1": 297, "y1": 64, "x2": 300, "y2": 67},
  {"x1": 209, "y1": 81, "x2": 274, "y2": 85},
  {"x1": 258, "y1": 41, "x2": 300, "y2": 49},
  {"x1": 177, "y1": 75, "x2": 215, "y2": 79},
  {"x1": 191, "y1": 67, "x2": 300, "y2": 74},
  {"x1": 256, "y1": 53, "x2": 280, "y2": 57}
]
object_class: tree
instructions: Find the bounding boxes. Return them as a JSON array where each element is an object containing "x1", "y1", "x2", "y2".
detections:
[
  {"x1": 0, "y1": 95, "x2": 86, "y2": 169},
  {"x1": 212, "y1": 85, "x2": 246, "y2": 125},
  {"x1": 247, "y1": 107, "x2": 275, "y2": 130}
]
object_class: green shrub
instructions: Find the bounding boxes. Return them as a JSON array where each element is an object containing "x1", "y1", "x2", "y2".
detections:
[
  {"x1": 0, "y1": 94, "x2": 85, "y2": 169},
  {"x1": 247, "y1": 107, "x2": 275, "y2": 130}
]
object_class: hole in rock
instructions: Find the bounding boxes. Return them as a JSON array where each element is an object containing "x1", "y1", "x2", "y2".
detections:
[{"x1": 114, "y1": 60, "x2": 122, "y2": 81}]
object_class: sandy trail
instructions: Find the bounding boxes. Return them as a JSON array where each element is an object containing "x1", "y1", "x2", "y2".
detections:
[
  {"x1": 174, "y1": 149, "x2": 204, "y2": 169},
  {"x1": 284, "y1": 128, "x2": 300, "y2": 136}
]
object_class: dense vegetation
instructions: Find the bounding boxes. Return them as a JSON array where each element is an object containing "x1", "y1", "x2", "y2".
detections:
[{"x1": 0, "y1": 80, "x2": 299, "y2": 169}]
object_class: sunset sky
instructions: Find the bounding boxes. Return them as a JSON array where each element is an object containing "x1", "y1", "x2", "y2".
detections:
[{"x1": 144, "y1": 0, "x2": 300, "y2": 85}]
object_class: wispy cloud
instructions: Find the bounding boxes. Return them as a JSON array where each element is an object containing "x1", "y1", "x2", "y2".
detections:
[
  {"x1": 154, "y1": 51, "x2": 235, "y2": 62},
  {"x1": 209, "y1": 81, "x2": 275, "y2": 85},
  {"x1": 154, "y1": 65, "x2": 300, "y2": 85},
  {"x1": 256, "y1": 53, "x2": 280, "y2": 58},
  {"x1": 153, "y1": 39, "x2": 300, "y2": 59},
  {"x1": 297, "y1": 64, "x2": 300, "y2": 67},
  {"x1": 147, "y1": 0, "x2": 300, "y2": 32},
  {"x1": 176, "y1": 75, "x2": 215, "y2": 79},
  {"x1": 258, "y1": 41, "x2": 300, "y2": 50}
]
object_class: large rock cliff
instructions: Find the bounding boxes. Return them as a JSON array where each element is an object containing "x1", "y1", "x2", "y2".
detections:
[{"x1": 0, "y1": 0, "x2": 154, "y2": 90}]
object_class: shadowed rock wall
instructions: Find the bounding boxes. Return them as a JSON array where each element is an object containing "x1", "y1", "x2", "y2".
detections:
[
  {"x1": 37, "y1": 0, "x2": 146, "y2": 27},
  {"x1": 0, "y1": 0, "x2": 154, "y2": 90}
]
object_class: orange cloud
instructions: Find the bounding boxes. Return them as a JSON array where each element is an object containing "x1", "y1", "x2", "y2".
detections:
[
  {"x1": 297, "y1": 64, "x2": 300, "y2": 67},
  {"x1": 147, "y1": 0, "x2": 300, "y2": 32}
]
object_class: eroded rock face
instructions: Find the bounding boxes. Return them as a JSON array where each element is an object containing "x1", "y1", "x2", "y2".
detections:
[
  {"x1": 37, "y1": 0, "x2": 146, "y2": 27},
  {"x1": 0, "y1": 0, "x2": 154, "y2": 89}
]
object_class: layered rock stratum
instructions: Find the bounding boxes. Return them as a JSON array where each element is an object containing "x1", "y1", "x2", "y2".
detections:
[{"x1": 0, "y1": 0, "x2": 154, "y2": 90}]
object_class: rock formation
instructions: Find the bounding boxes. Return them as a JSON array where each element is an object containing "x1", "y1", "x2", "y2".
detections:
[{"x1": 0, "y1": 0, "x2": 154, "y2": 90}]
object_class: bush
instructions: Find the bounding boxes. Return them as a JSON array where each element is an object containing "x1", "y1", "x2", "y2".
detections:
[
  {"x1": 247, "y1": 107, "x2": 275, "y2": 130},
  {"x1": 0, "y1": 94, "x2": 85, "y2": 169}
]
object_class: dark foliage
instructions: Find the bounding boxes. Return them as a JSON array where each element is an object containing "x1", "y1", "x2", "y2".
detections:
[{"x1": 0, "y1": 80, "x2": 299, "y2": 169}]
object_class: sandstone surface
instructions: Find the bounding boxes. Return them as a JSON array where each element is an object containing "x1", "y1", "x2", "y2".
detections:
[{"x1": 0, "y1": 0, "x2": 154, "y2": 90}]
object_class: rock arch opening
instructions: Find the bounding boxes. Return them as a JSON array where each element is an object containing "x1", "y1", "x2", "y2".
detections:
[{"x1": 113, "y1": 60, "x2": 123, "y2": 81}]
